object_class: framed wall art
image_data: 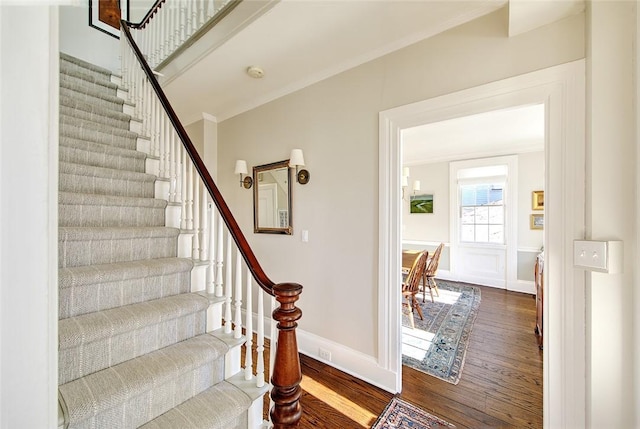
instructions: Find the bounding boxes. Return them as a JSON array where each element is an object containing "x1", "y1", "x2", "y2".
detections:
[
  {"x1": 532, "y1": 190, "x2": 544, "y2": 211},
  {"x1": 89, "y1": 0, "x2": 130, "y2": 39},
  {"x1": 410, "y1": 194, "x2": 434, "y2": 214},
  {"x1": 530, "y1": 213, "x2": 544, "y2": 230}
]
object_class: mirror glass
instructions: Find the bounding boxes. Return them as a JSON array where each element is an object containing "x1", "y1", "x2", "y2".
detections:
[{"x1": 253, "y1": 160, "x2": 292, "y2": 234}]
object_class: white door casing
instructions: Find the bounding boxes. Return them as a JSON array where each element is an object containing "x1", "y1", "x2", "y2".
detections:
[{"x1": 378, "y1": 60, "x2": 586, "y2": 428}]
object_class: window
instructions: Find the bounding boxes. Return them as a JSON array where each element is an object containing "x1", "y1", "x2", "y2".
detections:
[{"x1": 460, "y1": 183, "x2": 504, "y2": 244}]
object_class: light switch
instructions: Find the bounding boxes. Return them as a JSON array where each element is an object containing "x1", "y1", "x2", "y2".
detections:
[
  {"x1": 573, "y1": 240, "x2": 623, "y2": 273},
  {"x1": 301, "y1": 230, "x2": 309, "y2": 242}
]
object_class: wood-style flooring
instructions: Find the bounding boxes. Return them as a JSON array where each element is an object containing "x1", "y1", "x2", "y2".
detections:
[{"x1": 259, "y1": 285, "x2": 543, "y2": 428}]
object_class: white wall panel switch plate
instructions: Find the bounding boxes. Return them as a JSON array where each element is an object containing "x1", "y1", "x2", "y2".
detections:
[
  {"x1": 573, "y1": 240, "x2": 623, "y2": 273},
  {"x1": 301, "y1": 230, "x2": 309, "y2": 242}
]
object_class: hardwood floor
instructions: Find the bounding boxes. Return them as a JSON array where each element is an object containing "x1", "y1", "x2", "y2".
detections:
[{"x1": 261, "y1": 285, "x2": 543, "y2": 428}]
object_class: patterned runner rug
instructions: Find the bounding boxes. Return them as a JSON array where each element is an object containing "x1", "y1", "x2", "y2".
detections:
[
  {"x1": 402, "y1": 280, "x2": 481, "y2": 384},
  {"x1": 371, "y1": 396, "x2": 455, "y2": 428}
]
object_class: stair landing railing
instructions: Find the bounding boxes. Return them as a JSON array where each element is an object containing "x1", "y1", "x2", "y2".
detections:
[{"x1": 120, "y1": 9, "x2": 303, "y2": 429}]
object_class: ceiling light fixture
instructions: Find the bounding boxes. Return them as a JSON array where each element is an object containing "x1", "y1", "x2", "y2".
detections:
[{"x1": 246, "y1": 66, "x2": 264, "y2": 79}]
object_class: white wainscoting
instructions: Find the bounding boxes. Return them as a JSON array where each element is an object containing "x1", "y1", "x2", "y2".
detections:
[{"x1": 456, "y1": 244, "x2": 506, "y2": 288}]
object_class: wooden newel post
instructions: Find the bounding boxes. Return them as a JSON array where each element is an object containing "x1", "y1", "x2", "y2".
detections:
[{"x1": 270, "y1": 282, "x2": 303, "y2": 428}]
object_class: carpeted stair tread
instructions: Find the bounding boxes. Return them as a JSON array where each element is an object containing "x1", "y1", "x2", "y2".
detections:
[
  {"x1": 60, "y1": 66, "x2": 119, "y2": 92},
  {"x1": 59, "y1": 192, "x2": 166, "y2": 227},
  {"x1": 140, "y1": 381, "x2": 251, "y2": 429},
  {"x1": 60, "y1": 121, "x2": 139, "y2": 151},
  {"x1": 59, "y1": 137, "x2": 145, "y2": 172},
  {"x1": 60, "y1": 93, "x2": 133, "y2": 123},
  {"x1": 60, "y1": 114, "x2": 139, "y2": 140},
  {"x1": 59, "y1": 258, "x2": 193, "y2": 319},
  {"x1": 59, "y1": 84, "x2": 124, "y2": 111},
  {"x1": 60, "y1": 104, "x2": 131, "y2": 130},
  {"x1": 58, "y1": 293, "x2": 209, "y2": 383},
  {"x1": 58, "y1": 226, "x2": 179, "y2": 268},
  {"x1": 60, "y1": 161, "x2": 155, "y2": 198},
  {"x1": 60, "y1": 161, "x2": 153, "y2": 181},
  {"x1": 58, "y1": 334, "x2": 229, "y2": 429},
  {"x1": 61, "y1": 52, "x2": 114, "y2": 80}
]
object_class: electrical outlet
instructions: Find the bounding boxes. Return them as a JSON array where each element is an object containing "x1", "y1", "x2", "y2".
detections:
[{"x1": 319, "y1": 348, "x2": 331, "y2": 361}]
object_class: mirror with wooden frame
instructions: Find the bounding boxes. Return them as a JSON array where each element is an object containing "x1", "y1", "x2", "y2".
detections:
[{"x1": 253, "y1": 160, "x2": 292, "y2": 234}]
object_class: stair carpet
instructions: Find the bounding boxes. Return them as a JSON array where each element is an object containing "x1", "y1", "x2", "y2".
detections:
[{"x1": 58, "y1": 53, "x2": 251, "y2": 429}]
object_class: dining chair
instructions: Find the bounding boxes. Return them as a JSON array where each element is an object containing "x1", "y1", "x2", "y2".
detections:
[
  {"x1": 422, "y1": 242, "x2": 444, "y2": 302},
  {"x1": 402, "y1": 250, "x2": 428, "y2": 329}
]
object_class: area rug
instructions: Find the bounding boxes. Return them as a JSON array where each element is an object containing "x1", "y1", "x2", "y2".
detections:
[
  {"x1": 371, "y1": 396, "x2": 455, "y2": 428},
  {"x1": 402, "y1": 280, "x2": 481, "y2": 384}
]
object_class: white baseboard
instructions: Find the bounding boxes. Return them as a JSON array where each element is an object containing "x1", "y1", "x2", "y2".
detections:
[
  {"x1": 434, "y1": 270, "x2": 535, "y2": 294},
  {"x1": 296, "y1": 330, "x2": 398, "y2": 394},
  {"x1": 244, "y1": 310, "x2": 398, "y2": 394}
]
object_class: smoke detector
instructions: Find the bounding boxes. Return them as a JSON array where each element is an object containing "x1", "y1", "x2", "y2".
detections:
[{"x1": 246, "y1": 66, "x2": 264, "y2": 79}]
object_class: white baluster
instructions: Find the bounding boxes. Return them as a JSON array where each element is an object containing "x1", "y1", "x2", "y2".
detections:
[
  {"x1": 215, "y1": 215, "x2": 224, "y2": 297},
  {"x1": 256, "y1": 289, "x2": 265, "y2": 388},
  {"x1": 186, "y1": 159, "x2": 194, "y2": 230},
  {"x1": 174, "y1": 136, "x2": 182, "y2": 203},
  {"x1": 169, "y1": 130, "x2": 177, "y2": 202},
  {"x1": 190, "y1": 0, "x2": 198, "y2": 38},
  {"x1": 207, "y1": 203, "x2": 215, "y2": 294},
  {"x1": 244, "y1": 269, "x2": 253, "y2": 381},
  {"x1": 179, "y1": 0, "x2": 187, "y2": 44},
  {"x1": 180, "y1": 148, "x2": 187, "y2": 229},
  {"x1": 197, "y1": 0, "x2": 205, "y2": 29},
  {"x1": 192, "y1": 175, "x2": 200, "y2": 259},
  {"x1": 171, "y1": 0, "x2": 179, "y2": 53},
  {"x1": 206, "y1": 0, "x2": 215, "y2": 19},
  {"x1": 234, "y1": 248, "x2": 243, "y2": 339},
  {"x1": 186, "y1": 0, "x2": 194, "y2": 38},
  {"x1": 159, "y1": 115, "x2": 167, "y2": 179},
  {"x1": 224, "y1": 233, "x2": 232, "y2": 334},
  {"x1": 200, "y1": 181, "x2": 209, "y2": 261}
]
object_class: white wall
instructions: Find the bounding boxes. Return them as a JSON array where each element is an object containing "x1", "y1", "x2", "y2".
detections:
[
  {"x1": 401, "y1": 162, "x2": 449, "y2": 244},
  {"x1": 587, "y1": 2, "x2": 637, "y2": 427},
  {"x1": 60, "y1": 3, "x2": 121, "y2": 72},
  {"x1": 217, "y1": 9, "x2": 584, "y2": 361},
  {"x1": 517, "y1": 151, "x2": 545, "y2": 250},
  {"x1": 0, "y1": 5, "x2": 58, "y2": 428}
]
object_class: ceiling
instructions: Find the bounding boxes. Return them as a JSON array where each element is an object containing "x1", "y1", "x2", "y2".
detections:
[
  {"x1": 402, "y1": 103, "x2": 545, "y2": 166},
  {"x1": 160, "y1": 0, "x2": 507, "y2": 124}
]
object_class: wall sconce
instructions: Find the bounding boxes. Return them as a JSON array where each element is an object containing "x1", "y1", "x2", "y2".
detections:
[
  {"x1": 412, "y1": 180, "x2": 421, "y2": 195},
  {"x1": 234, "y1": 160, "x2": 253, "y2": 189},
  {"x1": 289, "y1": 149, "x2": 310, "y2": 184},
  {"x1": 402, "y1": 167, "x2": 410, "y2": 200}
]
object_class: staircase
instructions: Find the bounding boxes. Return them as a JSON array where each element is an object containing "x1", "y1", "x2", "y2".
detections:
[{"x1": 57, "y1": 52, "x2": 254, "y2": 429}]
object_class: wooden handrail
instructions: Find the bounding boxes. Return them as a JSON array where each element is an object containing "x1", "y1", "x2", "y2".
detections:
[{"x1": 120, "y1": 19, "x2": 303, "y2": 427}]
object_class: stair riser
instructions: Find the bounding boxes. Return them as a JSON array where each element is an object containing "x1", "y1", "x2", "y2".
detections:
[
  {"x1": 60, "y1": 172, "x2": 155, "y2": 199},
  {"x1": 60, "y1": 311, "x2": 207, "y2": 384},
  {"x1": 59, "y1": 203, "x2": 165, "y2": 228},
  {"x1": 60, "y1": 145, "x2": 145, "y2": 173},
  {"x1": 59, "y1": 269, "x2": 191, "y2": 319},
  {"x1": 59, "y1": 235, "x2": 177, "y2": 268}
]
